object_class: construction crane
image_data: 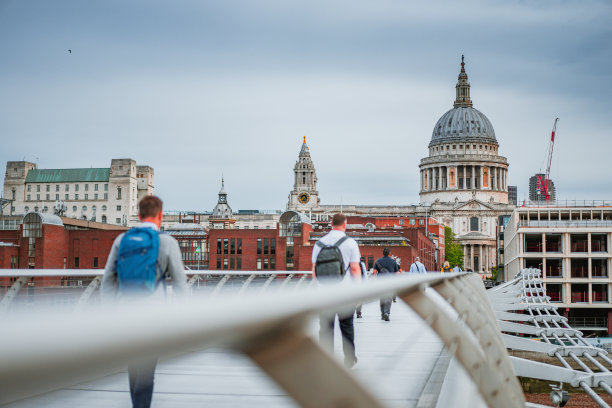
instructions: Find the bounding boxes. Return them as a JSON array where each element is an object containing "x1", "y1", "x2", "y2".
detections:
[{"x1": 537, "y1": 118, "x2": 559, "y2": 202}]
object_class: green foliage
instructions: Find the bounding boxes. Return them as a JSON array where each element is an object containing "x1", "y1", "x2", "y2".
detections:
[
  {"x1": 490, "y1": 265, "x2": 499, "y2": 280},
  {"x1": 444, "y1": 226, "x2": 464, "y2": 268}
]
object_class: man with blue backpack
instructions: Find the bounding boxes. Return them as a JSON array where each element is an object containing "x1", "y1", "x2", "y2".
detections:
[
  {"x1": 312, "y1": 213, "x2": 361, "y2": 368},
  {"x1": 102, "y1": 195, "x2": 187, "y2": 408},
  {"x1": 373, "y1": 248, "x2": 399, "y2": 321}
]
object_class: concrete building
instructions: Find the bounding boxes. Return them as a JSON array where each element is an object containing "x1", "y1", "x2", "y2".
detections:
[
  {"x1": 2, "y1": 159, "x2": 154, "y2": 226},
  {"x1": 504, "y1": 205, "x2": 612, "y2": 333},
  {"x1": 529, "y1": 173, "x2": 556, "y2": 202},
  {"x1": 508, "y1": 186, "x2": 517, "y2": 205}
]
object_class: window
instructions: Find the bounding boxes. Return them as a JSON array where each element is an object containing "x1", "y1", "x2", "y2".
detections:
[
  {"x1": 270, "y1": 239, "x2": 276, "y2": 255},
  {"x1": 27, "y1": 194, "x2": 31, "y2": 201},
  {"x1": 237, "y1": 257, "x2": 242, "y2": 270},
  {"x1": 95, "y1": 184, "x2": 99, "y2": 191},
  {"x1": 24, "y1": 206, "x2": 29, "y2": 212},
  {"x1": 546, "y1": 283, "x2": 562, "y2": 302},
  {"x1": 45, "y1": 194, "x2": 50, "y2": 200},
  {"x1": 264, "y1": 239, "x2": 269, "y2": 255},
  {"x1": 37, "y1": 185, "x2": 40, "y2": 192},
  {"x1": 410, "y1": 219, "x2": 415, "y2": 226},
  {"x1": 593, "y1": 259, "x2": 608, "y2": 278},
  {"x1": 102, "y1": 215, "x2": 107, "y2": 223},
  {"x1": 230, "y1": 238, "x2": 235, "y2": 254},
  {"x1": 92, "y1": 205, "x2": 97, "y2": 212},
  {"x1": 94, "y1": 193, "x2": 98, "y2": 200},
  {"x1": 470, "y1": 217, "x2": 479, "y2": 231},
  {"x1": 27, "y1": 184, "x2": 31, "y2": 192},
  {"x1": 72, "y1": 206, "x2": 77, "y2": 211},
  {"x1": 419, "y1": 219, "x2": 424, "y2": 225},
  {"x1": 75, "y1": 184, "x2": 79, "y2": 191},
  {"x1": 223, "y1": 239, "x2": 228, "y2": 255},
  {"x1": 571, "y1": 234, "x2": 588, "y2": 252},
  {"x1": 571, "y1": 259, "x2": 588, "y2": 278},
  {"x1": 104, "y1": 193, "x2": 108, "y2": 199},
  {"x1": 216, "y1": 258, "x2": 222, "y2": 269},
  {"x1": 85, "y1": 184, "x2": 89, "y2": 191},
  {"x1": 55, "y1": 185, "x2": 59, "y2": 192},
  {"x1": 592, "y1": 234, "x2": 608, "y2": 252},
  {"x1": 263, "y1": 258, "x2": 269, "y2": 270},
  {"x1": 85, "y1": 194, "x2": 88, "y2": 200},
  {"x1": 34, "y1": 206, "x2": 39, "y2": 212},
  {"x1": 223, "y1": 258, "x2": 228, "y2": 269},
  {"x1": 102, "y1": 205, "x2": 107, "y2": 211},
  {"x1": 46, "y1": 185, "x2": 50, "y2": 192},
  {"x1": 217, "y1": 239, "x2": 222, "y2": 254},
  {"x1": 399, "y1": 219, "x2": 404, "y2": 225},
  {"x1": 257, "y1": 238, "x2": 262, "y2": 255},
  {"x1": 593, "y1": 284, "x2": 608, "y2": 302},
  {"x1": 65, "y1": 194, "x2": 69, "y2": 200},
  {"x1": 65, "y1": 184, "x2": 69, "y2": 191},
  {"x1": 116, "y1": 218, "x2": 121, "y2": 224},
  {"x1": 237, "y1": 239, "x2": 242, "y2": 254},
  {"x1": 116, "y1": 205, "x2": 121, "y2": 211},
  {"x1": 75, "y1": 194, "x2": 79, "y2": 200},
  {"x1": 56, "y1": 194, "x2": 59, "y2": 200},
  {"x1": 257, "y1": 259, "x2": 262, "y2": 270},
  {"x1": 74, "y1": 257, "x2": 80, "y2": 268},
  {"x1": 525, "y1": 234, "x2": 543, "y2": 252},
  {"x1": 82, "y1": 206, "x2": 87, "y2": 212},
  {"x1": 117, "y1": 187, "x2": 122, "y2": 199},
  {"x1": 104, "y1": 184, "x2": 108, "y2": 191},
  {"x1": 93, "y1": 257, "x2": 99, "y2": 268}
]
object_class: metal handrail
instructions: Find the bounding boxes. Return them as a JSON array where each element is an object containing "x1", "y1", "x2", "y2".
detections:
[{"x1": 0, "y1": 272, "x2": 524, "y2": 408}]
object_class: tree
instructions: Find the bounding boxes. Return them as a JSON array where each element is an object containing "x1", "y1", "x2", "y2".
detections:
[{"x1": 444, "y1": 226, "x2": 464, "y2": 269}]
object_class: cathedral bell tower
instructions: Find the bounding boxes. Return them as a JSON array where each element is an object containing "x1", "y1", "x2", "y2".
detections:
[{"x1": 287, "y1": 136, "x2": 320, "y2": 212}]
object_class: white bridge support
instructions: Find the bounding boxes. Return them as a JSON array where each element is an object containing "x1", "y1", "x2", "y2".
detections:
[
  {"x1": 490, "y1": 268, "x2": 612, "y2": 408},
  {"x1": 0, "y1": 276, "x2": 29, "y2": 312},
  {"x1": 0, "y1": 271, "x2": 527, "y2": 408}
]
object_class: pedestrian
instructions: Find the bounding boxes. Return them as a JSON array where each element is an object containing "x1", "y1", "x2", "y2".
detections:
[
  {"x1": 312, "y1": 213, "x2": 361, "y2": 368},
  {"x1": 101, "y1": 195, "x2": 188, "y2": 408},
  {"x1": 452, "y1": 264, "x2": 463, "y2": 273},
  {"x1": 409, "y1": 256, "x2": 427, "y2": 274},
  {"x1": 373, "y1": 248, "x2": 399, "y2": 321},
  {"x1": 441, "y1": 261, "x2": 451, "y2": 273},
  {"x1": 356, "y1": 256, "x2": 368, "y2": 318}
]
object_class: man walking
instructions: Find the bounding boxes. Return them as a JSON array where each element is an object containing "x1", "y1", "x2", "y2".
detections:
[
  {"x1": 409, "y1": 256, "x2": 427, "y2": 274},
  {"x1": 373, "y1": 248, "x2": 399, "y2": 321},
  {"x1": 102, "y1": 195, "x2": 187, "y2": 408},
  {"x1": 356, "y1": 256, "x2": 368, "y2": 318},
  {"x1": 312, "y1": 213, "x2": 361, "y2": 368}
]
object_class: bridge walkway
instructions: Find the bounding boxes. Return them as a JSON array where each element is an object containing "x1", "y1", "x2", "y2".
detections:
[{"x1": 5, "y1": 301, "x2": 445, "y2": 408}]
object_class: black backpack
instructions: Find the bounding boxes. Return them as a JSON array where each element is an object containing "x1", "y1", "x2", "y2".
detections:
[
  {"x1": 315, "y1": 236, "x2": 349, "y2": 282},
  {"x1": 375, "y1": 261, "x2": 390, "y2": 274}
]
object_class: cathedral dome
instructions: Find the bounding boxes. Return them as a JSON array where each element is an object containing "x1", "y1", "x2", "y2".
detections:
[
  {"x1": 430, "y1": 106, "x2": 497, "y2": 147},
  {"x1": 429, "y1": 56, "x2": 497, "y2": 147}
]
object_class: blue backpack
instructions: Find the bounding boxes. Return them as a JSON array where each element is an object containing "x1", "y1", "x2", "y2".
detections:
[{"x1": 116, "y1": 227, "x2": 161, "y2": 293}]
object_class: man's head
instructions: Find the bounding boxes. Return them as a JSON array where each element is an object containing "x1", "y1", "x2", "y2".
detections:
[
  {"x1": 331, "y1": 213, "x2": 347, "y2": 231},
  {"x1": 138, "y1": 195, "x2": 163, "y2": 227},
  {"x1": 383, "y1": 248, "x2": 390, "y2": 256},
  {"x1": 415, "y1": 256, "x2": 420, "y2": 262}
]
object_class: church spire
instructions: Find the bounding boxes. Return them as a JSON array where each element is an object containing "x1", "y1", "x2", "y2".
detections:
[
  {"x1": 300, "y1": 135, "x2": 309, "y2": 155},
  {"x1": 454, "y1": 55, "x2": 473, "y2": 108}
]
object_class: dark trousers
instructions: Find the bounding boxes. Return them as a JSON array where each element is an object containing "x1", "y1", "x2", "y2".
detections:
[
  {"x1": 319, "y1": 308, "x2": 356, "y2": 366},
  {"x1": 380, "y1": 297, "x2": 392, "y2": 316},
  {"x1": 128, "y1": 359, "x2": 158, "y2": 408}
]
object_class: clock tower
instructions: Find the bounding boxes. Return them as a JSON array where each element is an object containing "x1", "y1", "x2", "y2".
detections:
[{"x1": 287, "y1": 136, "x2": 320, "y2": 213}]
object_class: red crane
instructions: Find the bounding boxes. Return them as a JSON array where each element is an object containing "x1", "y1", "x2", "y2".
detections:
[{"x1": 538, "y1": 118, "x2": 559, "y2": 202}]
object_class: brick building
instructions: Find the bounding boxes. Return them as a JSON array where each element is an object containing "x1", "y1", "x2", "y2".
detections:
[{"x1": 209, "y1": 211, "x2": 437, "y2": 272}]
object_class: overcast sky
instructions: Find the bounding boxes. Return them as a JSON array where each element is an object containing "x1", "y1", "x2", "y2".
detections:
[{"x1": 1, "y1": 0, "x2": 611, "y2": 211}]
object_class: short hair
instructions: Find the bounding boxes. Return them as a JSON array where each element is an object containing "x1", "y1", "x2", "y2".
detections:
[
  {"x1": 139, "y1": 195, "x2": 163, "y2": 218},
  {"x1": 383, "y1": 248, "x2": 390, "y2": 256},
  {"x1": 331, "y1": 213, "x2": 346, "y2": 227},
  {"x1": 415, "y1": 256, "x2": 420, "y2": 261}
]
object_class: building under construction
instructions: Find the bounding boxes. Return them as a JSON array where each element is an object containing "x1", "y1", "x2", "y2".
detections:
[{"x1": 529, "y1": 173, "x2": 556, "y2": 202}]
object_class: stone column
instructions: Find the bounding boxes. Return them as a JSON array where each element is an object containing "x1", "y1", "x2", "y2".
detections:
[
  {"x1": 428, "y1": 168, "x2": 432, "y2": 191},
  {"x1": 470, "y1": 244, "x2": 474, "y2": 270},
  {"x1": 471, "y1": 166, "x2": 475, "y2": 189},
  {"x1": 438, "y1": 166, "x2": 443, "y2": 190}
]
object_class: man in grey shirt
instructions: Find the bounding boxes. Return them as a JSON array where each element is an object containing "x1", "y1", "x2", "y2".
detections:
[{"x1": 102, "y1": 195, "x2": 187, "y2": 408}]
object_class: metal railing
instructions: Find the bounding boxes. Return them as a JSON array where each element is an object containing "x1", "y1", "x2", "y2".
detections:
[
  {"x1": 0, "y1": 270, "x2": 524, "y2": 408},
  {"x1": 490, "y1": 268, "x2": 612, "y2": 407},
  {"x1": 519, "y1": 220, "x2": 612, "y2": 228}
]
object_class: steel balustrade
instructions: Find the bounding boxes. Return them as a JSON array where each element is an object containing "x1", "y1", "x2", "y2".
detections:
[
  {"x1": 490, "y1": 268, "x2": 612, "y2": 408},
  {"x1": 0, "y1": 270, "x2": 526, "y2": 407}
]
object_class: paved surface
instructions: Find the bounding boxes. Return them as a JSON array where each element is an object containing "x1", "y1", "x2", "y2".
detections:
[{"x1": 5, "y1": 301, "x2": 445, "y2": 408}]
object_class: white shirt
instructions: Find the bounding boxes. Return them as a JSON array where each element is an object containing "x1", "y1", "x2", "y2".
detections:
[
  {"x1": 312, "y1": 230, "x2": 361, "y2": 282},
  {"x1": 409, "y1": 261, "x2": 427, "y2": 274}
]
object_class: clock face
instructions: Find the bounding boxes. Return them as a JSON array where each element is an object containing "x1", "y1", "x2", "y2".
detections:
[{"x1": 298, "y1": 192, "x2": 310, "y2": 204}]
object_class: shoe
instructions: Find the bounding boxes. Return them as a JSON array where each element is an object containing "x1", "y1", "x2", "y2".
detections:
[
  {"x1": 345, "y1": 356, "x2": 358, "y2": 369},
  {"x1": 356, "y1": 312, "x2": 362, "y2": 318},
  {"x1": 383, "y1": 313, "x2": 390, "y2": 321}
]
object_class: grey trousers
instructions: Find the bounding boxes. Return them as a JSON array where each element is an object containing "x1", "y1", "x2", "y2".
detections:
[{"x1": 380, "y1": 297, "x2": 392, "y2": 316}]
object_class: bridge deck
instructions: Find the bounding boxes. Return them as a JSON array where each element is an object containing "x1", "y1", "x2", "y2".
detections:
[{"x1": 5, "y1": 301, "x2": 445, "y2": 408}]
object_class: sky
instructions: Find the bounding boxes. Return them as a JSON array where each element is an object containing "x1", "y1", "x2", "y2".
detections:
[{"x1": 1, "y1": 0, "x2": 611, "y2": 211}]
